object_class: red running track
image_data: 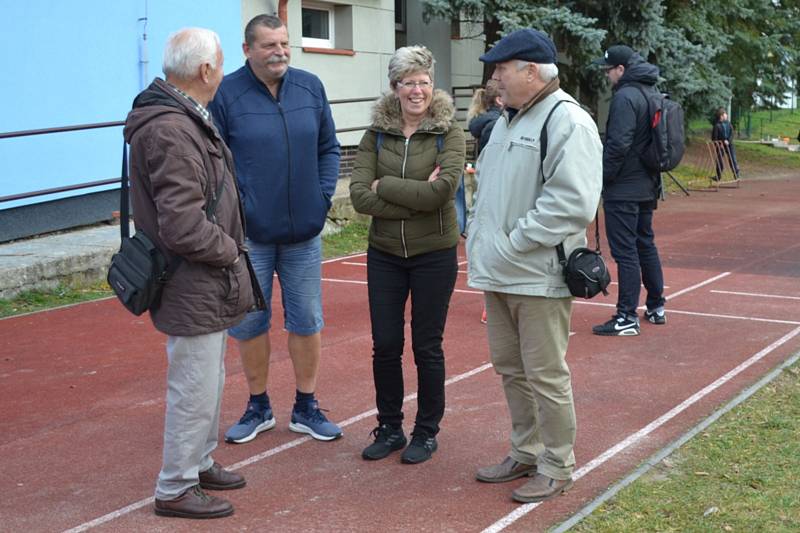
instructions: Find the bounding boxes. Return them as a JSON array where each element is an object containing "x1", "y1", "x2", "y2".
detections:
[{"x1": 2, "y1": 175, "x2": 799, "y2": 532}]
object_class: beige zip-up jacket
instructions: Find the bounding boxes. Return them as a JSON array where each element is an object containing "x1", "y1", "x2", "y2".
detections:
[{"x1": 466, "y1": 89, "x2": 603, "y2": 297}]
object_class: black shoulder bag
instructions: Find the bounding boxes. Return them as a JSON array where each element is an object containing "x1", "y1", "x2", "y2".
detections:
[
  {"x1": 107, "y1": 142, "x2": 225, "y2": 315},
  {"x1": 540, "y1": 101, "x2": 611, "y2": 299}
]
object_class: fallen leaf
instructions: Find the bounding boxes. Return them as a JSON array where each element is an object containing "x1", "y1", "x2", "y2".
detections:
[
  {"x1": 703, "y1": 506, "x2": 719, "y2": 517},
  {"x1": 694, "y1": 471, "x2": 710, "y2": 476}
]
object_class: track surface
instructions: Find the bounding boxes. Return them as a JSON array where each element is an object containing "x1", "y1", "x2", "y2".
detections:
[{"x1": 2, "y1": 175, "x2": 799, "y2": 532}]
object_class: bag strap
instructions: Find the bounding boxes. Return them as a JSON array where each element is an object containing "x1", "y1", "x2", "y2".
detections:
[
  {"x1": 538, "y1": 100, "x2": 602, "y2": 263},
  {"x1": 120, "y1": 141, "x2": 130, "y2": 240},
  {"x1": 120, "y1": 141, "x2": 227, "y2": 277}
]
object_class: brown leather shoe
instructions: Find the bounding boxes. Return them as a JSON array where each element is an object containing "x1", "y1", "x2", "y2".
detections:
[
  {"x1": 154, "y1": 485, "x2": 234, "y2": 519},
  {"x1": 199, "y1": 462, "x2": 246, "y2": 491},
  {"x1": 476, "y1": 456, "x2": 536, "y2": 483},
  {"x1": 512, "y1": 473, "x2": 573, "y2": 503}
]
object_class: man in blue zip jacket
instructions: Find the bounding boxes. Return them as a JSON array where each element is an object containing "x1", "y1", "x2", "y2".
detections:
[{"x1": 210, "y1": 14, "x2": 342, "y2": 443}]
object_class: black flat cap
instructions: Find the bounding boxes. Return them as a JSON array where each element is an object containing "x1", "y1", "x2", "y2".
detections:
[
  {"x1": 592, "y1": 45, "x2": 635, "y2": 68},
  {"x1": 479, "y1": 29, "x2": 557, "y2": 64}
]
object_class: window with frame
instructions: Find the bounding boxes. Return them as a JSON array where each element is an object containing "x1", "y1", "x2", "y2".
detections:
[{"x1": 302, "y1": 3, "x2": 333, "y2": 49}]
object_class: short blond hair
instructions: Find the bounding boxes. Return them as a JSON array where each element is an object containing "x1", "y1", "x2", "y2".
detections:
[{"x1": 388, "y1": 45, "x2": 435, "y2": 89}]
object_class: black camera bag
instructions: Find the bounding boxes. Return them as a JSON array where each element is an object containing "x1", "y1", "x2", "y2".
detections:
[
  {"x1": 541, "y1": 100, "x2": 611, "y2": 299},
  {"x1": 108, "y1": 142, "x2": 224, "y2": 315}
]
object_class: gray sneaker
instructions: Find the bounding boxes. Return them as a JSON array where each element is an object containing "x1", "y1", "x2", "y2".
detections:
[{"x1": 476, "y1": 456, "x2": 536, "y2": 483}]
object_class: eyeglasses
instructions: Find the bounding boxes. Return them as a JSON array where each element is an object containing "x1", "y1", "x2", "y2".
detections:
[{"x1": 397, "y1": 80, "x2": 433, "y2": 90}]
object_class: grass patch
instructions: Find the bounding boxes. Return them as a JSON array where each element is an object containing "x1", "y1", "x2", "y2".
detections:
[
  {"x1": 0, "y1": 222, "x2": 371, "y2": 319},
  {"x1": 734, "y1": 142, "x2": 800, "y2": 170},
  {"x1": 322, "y1": 220, "x2": 369, "y2": 259},
  {"x1": 567, "y1": 362, "x2": 800, "y2": 532},
  {"x1": 689, "y1": 108, "x2": 800, "y2": 142},
  {"x1": 0, "y1": 280, "x2": 112, "y2": 318}
]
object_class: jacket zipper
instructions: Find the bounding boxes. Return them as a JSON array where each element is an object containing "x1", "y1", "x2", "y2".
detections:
[
  {"x1": 277, "y1": 101, "x2": 294, "y2": 240},
  {"x1": 400, "y1": 137, "x2": 410, "y2": 258}
]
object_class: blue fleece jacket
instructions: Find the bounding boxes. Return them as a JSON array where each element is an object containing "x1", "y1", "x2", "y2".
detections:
[{"x1": 210, "y1": 63, "x2": 340, "y2": 244}]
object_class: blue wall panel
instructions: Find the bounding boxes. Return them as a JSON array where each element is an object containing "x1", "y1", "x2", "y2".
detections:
[{"x1": 0, "y1": 0, "x2": 243, "y2": 210}]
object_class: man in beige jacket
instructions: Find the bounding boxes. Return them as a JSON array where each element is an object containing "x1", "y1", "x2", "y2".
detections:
[{"x1": 466, "y1": 29, "x2": 602, "y2": 503}]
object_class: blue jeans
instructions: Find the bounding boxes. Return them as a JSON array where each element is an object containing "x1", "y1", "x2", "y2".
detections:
[
  {"x1": 603, "y1": 201, "x2": 665, "y2": 318},
  {"x1": 229, "y1": 236, "x2": 323, "y2": 339},
  {"x1": 366, "y1": 246, "x2": 458, "y2": 436}
]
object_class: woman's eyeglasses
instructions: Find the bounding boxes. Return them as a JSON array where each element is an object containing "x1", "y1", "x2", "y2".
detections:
[{"x1": 397, "y1": 80, "x2": 433, "y2": 90}]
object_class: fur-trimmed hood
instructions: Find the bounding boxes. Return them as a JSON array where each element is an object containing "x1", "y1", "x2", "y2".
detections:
[{"x1": 370, "y1": 89, "x2": 455, "y2": 134}]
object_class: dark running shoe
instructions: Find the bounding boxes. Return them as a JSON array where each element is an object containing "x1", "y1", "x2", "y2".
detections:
[
  {"x1": 592, "y1": 314, "x2": 640, "y2": 336},
  {"x1": 644, "y1": 308, "x2": 666, "y2": 325},
  {"x1": 362, "y1": 424, "x2": 407, "y2": 460},
  {"x1": 401, "y1": 433, "x2": 438, "y2": 464}
]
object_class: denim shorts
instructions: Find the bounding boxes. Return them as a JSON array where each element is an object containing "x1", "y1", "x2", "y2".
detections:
[{"x1": 229, "y1": 236, "x2": 324, "y2": 340}]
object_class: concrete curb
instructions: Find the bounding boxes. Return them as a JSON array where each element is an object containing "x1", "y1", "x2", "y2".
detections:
[{"x1": 0, "y1": 222, "x2": 129, "y2": 299}]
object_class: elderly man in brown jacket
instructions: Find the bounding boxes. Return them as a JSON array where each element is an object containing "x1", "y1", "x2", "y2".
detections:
[{"x1": 123, "y1": 27, "x2": 259, "y2": 519}]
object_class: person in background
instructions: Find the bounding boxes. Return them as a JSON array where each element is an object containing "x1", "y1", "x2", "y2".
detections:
[
  {"x1": 591, "y1": 45, "x2": 666, "y2": 336},
  {"x1": 124, "y1": 27, "x2": 255, "y2": 519},
  {"x1": 210, "y1": 14, "x2": 343, "y2": 445},
  {"x1": 467, "y1": 81, "x2": 504, "y2": 325},
  {"x1": 350, "y1": 45, "x2": 466, "y2": 465},
  {"x1": 712, "y1": 107, "x2": 740, "y2": 179},
  {"x1": 467, "y1": 80, "x2": 503, "y2": 156}
]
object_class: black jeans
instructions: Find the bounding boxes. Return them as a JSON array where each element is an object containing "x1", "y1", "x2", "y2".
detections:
[
  {"x1": 603, "y1": 200, "x2": 666, "y2": 318},
  {"x1": 366, "y1": 245, "x2": 458, "y2": 437}
]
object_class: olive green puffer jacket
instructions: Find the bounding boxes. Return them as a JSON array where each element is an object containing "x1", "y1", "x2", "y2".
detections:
[{"x1": 350, "y1": 90, "x2": 466, "y2": 258}]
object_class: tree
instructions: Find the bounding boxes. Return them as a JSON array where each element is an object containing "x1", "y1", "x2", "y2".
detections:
[{"x1": 421, "y1": 0, "x2": 800, "y2": 127}]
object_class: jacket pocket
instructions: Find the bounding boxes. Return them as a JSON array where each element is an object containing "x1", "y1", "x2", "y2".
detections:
[{"x1": 220, "y1": 260, "x2": 244, "y2": 317}]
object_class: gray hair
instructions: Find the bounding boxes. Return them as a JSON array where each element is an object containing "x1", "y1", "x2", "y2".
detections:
[
  {"x1": 516, "y1": 60, "x2": 559, "y2": 82},
  {"x1": 245, "y1": 14, "x2": 285, "y2": 46},
  {"x1": 162, "y1": 28, "x2": 221, "y2": 79},
  {"x1": 388, "y1": 45, "x2": 435, "y2": 88}
]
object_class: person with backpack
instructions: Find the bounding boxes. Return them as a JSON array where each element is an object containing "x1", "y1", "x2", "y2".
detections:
[
  {"x1": 712, "y1": 107, "x2": 740, "y2": 179},
  {"x1": 350, "y1": 46, "x2": 466, "y2": 464},
  {"x1": 591, "y1": 45, "x2": 667, "y2": 336}
]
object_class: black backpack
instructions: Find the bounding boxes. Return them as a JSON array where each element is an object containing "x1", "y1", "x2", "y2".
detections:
[{"x1": 633, "y1": 85, "x2": 685, "y2": 172}]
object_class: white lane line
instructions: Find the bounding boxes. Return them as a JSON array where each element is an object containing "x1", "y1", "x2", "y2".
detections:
[
  {"x1": 342, "y1": 261, "x2": 366, "y2": 267},
  {"x1": 481, "y1": 325, "x2": 800, "y2": 533},
  {"x1": 321, "y1": 278, "x2": 367, "y2": 285},
  {"x1": 323, "y1": 252, "x2": 366, "y2": 264},
  {"x1": 63, "y1": 362, "x2": 495, "y2": 533},
  {"x1": 711, "y1": 290, "x2": 800, "y2": 301},
  {"x1": 320, "y1": 277, "x2": 799, "y2": 326},
  {"x1": 662, "y1": 272, "x2": 730, "y2": 301}
]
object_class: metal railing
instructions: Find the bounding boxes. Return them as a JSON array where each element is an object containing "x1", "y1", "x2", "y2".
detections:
[{"x1": 0, "y1": 96, "x2": 377, "y2": 204}]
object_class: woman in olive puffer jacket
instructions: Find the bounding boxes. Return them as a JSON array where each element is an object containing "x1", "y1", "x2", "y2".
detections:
[{"x1": 350, "y1": 45, "x2": 466, "y2": 465}]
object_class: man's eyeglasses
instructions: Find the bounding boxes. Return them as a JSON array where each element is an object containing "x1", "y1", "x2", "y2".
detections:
[{"x1": 397, "y1": 80, "x2": 433, "y2": 90}]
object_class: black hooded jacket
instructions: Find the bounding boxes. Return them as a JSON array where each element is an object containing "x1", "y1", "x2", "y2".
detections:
[{"x1": 602, "y1": 55, "x2": 661, "y2": 202}]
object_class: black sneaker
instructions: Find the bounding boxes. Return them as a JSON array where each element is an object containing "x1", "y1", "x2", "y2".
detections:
[
  {"x1": 362, "y1": 424, "x2": 407, "y2": 460},
  {"x1": 644, "y1": 308, "x2": 666, "y2": 325},
  {"x1": 401, "y1": 433, "x2": 438, "y2": 464},
  {"x1": 592, "y1": 314, "x2": 640, "y2": 336}
]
